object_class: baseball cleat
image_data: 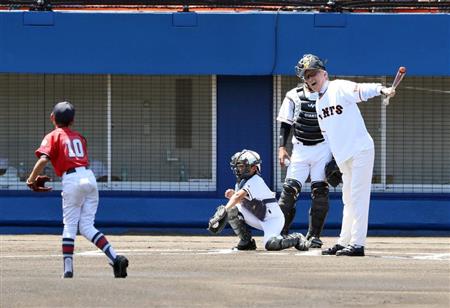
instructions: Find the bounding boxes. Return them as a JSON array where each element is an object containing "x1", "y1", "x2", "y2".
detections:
[
  {"x1": 336, "y1": 245, "x2": 365, "y2": 257},
  {"x1": 308, "y1": 237, "x2": 323, "y2": 249},
  {"x1": 113, "y1": 255, "x2": 129, "y2": 278},
  {"x1": 236, "y1": 239, "x2": 257, "y2": 251},
  {"x1": 321, "y1": 244, "x2": 345, "y2": 255},
  {"x1": 62, "y1": 271, "x2": 73, "y2": 278}
]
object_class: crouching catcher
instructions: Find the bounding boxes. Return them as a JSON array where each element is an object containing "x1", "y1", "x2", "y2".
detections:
[{"x1": 207, "y1": 149, "x2": 309, "y2": 251}]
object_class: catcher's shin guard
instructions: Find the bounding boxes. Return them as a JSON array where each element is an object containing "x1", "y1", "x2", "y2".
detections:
[
  {"x1": 307, "y1": 181, "x2": 329, "y2": 240},
  {"x1": 227, "y1": 207, "x2": 256, "y2": 250},
  {"x1": 265, "y1": 233, "x2": 308, "y2": 251},
  {"x1": 278, "y1": 178, "x2": 302, "y2": 235},
  {"x1": 265, "y1": 233, "x2": 297, "y2": 251}
]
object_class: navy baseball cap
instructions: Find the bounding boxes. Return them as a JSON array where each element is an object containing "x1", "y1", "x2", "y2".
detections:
[
  {"x1": 295, "y1": 54, "x2": 326, "y2": 78},
  {"x1": 52, "y1": 101, "x2": 75, "y2": 125}
]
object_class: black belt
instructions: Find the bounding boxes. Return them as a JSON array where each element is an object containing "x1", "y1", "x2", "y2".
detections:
[
  {"x1": 295, "y1": 139, "x2": 323, "y2": 146},
  {"x1": 262, "y1": 198, "x2": 277, "y2": 204},
  {"x1": 66, "y1": 167, "x2": 88, "y2": 175}
]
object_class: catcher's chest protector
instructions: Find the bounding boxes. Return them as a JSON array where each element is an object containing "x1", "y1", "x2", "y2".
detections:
[{"x1": 289, "y1": 88, "x2": 324, "y2": 145}]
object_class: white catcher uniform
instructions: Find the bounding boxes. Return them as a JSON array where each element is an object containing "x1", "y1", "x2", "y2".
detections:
[
  {"x1": 316, "y1": 79, "x2": 383, "y2": 247},
  {"x1": 235, "y1": 174, "x2": 285, "y2": 245},
  {"x1": 277, "y1": 86, "x2": 332, "y2": 185}
]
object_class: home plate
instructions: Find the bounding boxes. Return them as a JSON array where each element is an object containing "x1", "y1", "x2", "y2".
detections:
[{"x1": 295, "y1": 249, "x2": 322, "y2": 256}]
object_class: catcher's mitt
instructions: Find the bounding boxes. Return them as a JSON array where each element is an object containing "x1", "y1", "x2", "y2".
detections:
[
  {"x1": 207, "y1": 205, "x2": 228, "y2": 234},
  {"x1": 27, "y1": 175, "x2": 52, "y2": 192},
  {"x1": 325, "y1": 158, "x2": 342, "y2": 188}
]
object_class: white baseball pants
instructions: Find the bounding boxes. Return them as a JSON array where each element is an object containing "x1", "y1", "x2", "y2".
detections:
[
  {"x1": 237, "y1": 203, "x2": 284, "y2": 245},
  {"x1": 286, "y1": 142, "x2": 332, "y2": 185},
  {"x1": 61, "y1": 167, "x2": 100, "y2": 241},
  {"x1": 337, "y1": 148, "x2": 374, "y2": 247}
]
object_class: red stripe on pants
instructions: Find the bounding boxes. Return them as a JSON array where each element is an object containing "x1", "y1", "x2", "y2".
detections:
[
  {"x1": 62, "y1": 246, "x2": 74, "y2": 254},
  {"x1": 96, "y1": 237, "x2": 108, "y2": 250}
]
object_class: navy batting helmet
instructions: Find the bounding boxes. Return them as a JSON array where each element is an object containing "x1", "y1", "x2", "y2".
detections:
[
  {"x1": 52, "y1": 101, "x2": 75, "y2": 126},
  {"x1": 295, "y1": 54, "x2": 326, "y2": 78}
]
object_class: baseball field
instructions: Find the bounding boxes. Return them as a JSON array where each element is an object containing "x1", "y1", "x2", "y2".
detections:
[{"x1": 1, "y1": 235, "x2": 449, "y2": 307}]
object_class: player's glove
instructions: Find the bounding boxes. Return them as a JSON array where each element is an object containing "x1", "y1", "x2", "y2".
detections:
[
  {"x1": 207, "y1": 205, "x2": 228, "y2": 234},
  {"x1": 27, "y1": 175, "x2": 52, "y2": 192},
  {"x1": 325, "y1": 158, "x2": 342, "y2": 188}
]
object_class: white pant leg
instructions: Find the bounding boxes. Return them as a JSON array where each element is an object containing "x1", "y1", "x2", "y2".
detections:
[
  {"x1": 62, "y1": 174, "x2": 84, "y2": 238},
  {"x1": 286, "y1": 143, "x2": 315, "y2": 185},
  {"x1": 236, "y1": 204, "x2": 263, "y2": 231},
  {"x1": 349, "y1": 148, "x2": 374, "y2": 247},
  {"x1": 310, "y1": 142, "x2": 332, "y2": 183},
  {"x1": 78, "y1": 170, "x2": 100, "y2": 241},
  {"x1": 236, "y1": 204, "x2": 284, "y2": 246},
  {"x1": 337, "y1": 158, "x2": 353, "y2": 247},
  {"x1": 286, "y1": 160, "x2": 309, "y2": 186},
  {"x1": 62, "y1": 202, "x2": 80, "y2": 239},
  {"x1": 260, "y1": 205, "x2": 284, "y2": 245},
  {"x1": 288, "y1": 142, "x2": 332, "y2": 184}
]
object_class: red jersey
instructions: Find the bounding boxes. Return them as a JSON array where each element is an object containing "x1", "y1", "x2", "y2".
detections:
[{"x1": 35, "y1": 127, "x2": 89, "y2": 177}]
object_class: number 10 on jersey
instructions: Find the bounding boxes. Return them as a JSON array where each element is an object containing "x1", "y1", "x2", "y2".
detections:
[{"x1": 66, "y1": 139, "x2": 85, "y2": 158}]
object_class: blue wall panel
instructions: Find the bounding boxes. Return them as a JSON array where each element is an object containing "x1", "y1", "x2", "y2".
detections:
[
  {"x1": 0, "y1": 11, "x2": 448, "y2": 75},
  {"x1": 217, "y1": 76, "x2": 274, "y2": 194},
  {"x1": 0, "y1": 11, "x2": 276, "y2": 75},
  {"x1": 274, "y1": 13, "x2": 449, "y2": 76},
  {"x1": 1, "y1": 194, "x2": 449, "y2": 234}
]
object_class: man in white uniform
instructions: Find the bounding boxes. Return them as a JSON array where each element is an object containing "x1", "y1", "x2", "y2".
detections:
[
  {"x1": 296, "y1": 54, "x2": 396, "y2": 256},
  {"x1": 277, "y1": 55, "x2": 332, "y2": 248}
]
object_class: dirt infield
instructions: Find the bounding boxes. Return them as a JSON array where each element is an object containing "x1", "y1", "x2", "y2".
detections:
[{"x1": 1, "y1": 235, "x2": 449, "y2": 307}]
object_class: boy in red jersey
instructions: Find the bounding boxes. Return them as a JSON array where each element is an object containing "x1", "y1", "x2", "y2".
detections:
[{"x1": 26, "y1": 101, "x2": 128, "y2": 278}]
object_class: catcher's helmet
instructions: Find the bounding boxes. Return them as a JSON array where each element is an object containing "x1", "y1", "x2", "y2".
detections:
[
  {"x1": 295, "y1": 54, "x2": 326, "y2": 78},
  {"x1": 230, "y1": 149, "x2": 262, "y2": 180},
  {"x1": 52, "y1": 101, "x2": 75, "y2": 126}
]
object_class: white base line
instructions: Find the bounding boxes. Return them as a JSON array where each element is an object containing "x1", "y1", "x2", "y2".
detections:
[{"x1": 1, "y1": 249, "x2": 449, "y2": 261}]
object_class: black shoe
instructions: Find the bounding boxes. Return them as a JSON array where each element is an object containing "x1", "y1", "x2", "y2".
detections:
[
  {"x1": 294, "y1": 233, "x2": 309, "y2": 251},
  {"x1": 336, "y1": 245, "x2": 365, "y2": 257},
  {"x1": 62, "y1": 271, "x2": 73, "y2": 278},
  {"x1": 113, "y1": 255, "x2": 129, "y2": 278},
  {"x1": 236, "y1": 239, "x2": 257, "y2": 250},
  {"x1": 308, "y1": 237, "x2": 323, "y2": 249},
  {"x1": 322, "y1": 244, "x2": 345, "y2": 255}
]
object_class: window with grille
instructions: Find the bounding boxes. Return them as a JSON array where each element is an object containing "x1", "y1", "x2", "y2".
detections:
[
  {"x1": 0, "y1": 74, "x2": 216, "y2": 191},
  {"x1": 274, "y1": 75, "x2": 449, "y2": 193}
]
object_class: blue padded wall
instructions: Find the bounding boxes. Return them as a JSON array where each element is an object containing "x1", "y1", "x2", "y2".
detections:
[{"x1": 0, "y1": 11, "x2": 448, "y2": 75}]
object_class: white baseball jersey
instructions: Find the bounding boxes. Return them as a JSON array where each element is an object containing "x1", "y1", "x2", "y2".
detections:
[
  {"x1": 235, "y1": 174, "x2": 284, "y2": 245},
  {"x1": 236, "y1": 174, "x2": 276, "y2": 202},
  {"x1": 315, "y1": 80, "x2": 382, "y2": 165}
]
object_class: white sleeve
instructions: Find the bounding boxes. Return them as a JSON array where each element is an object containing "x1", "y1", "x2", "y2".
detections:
[
  {"x1": 336, "y1": 80, "x2": 383, "y2": 104},
  {"x1": 276, "y1": 96, "x2": 294, "y2": 124}
]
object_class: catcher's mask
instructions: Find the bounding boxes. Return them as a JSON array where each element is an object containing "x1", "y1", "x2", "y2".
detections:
[
  {"x1": 52, "y1": 101, "x2": 75, "y2": 126},
  {"x1": 295, "y1": 54, "x2": 326, "y2": 79},
  {"x1": 230, "y1": 149, "x2": 262, "y2": 181}
]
